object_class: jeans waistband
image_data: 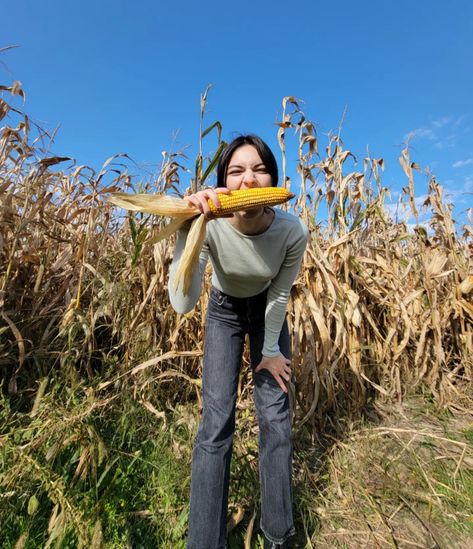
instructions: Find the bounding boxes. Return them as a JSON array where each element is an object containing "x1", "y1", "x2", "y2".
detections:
[{"x1": 210, "y1": 286, "x2": 269, "y2": 304}]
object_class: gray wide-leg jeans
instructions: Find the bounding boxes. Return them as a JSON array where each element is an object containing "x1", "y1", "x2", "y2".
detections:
[{"x1": 187, "y1": 287, "x2": 295, "y2": 548}]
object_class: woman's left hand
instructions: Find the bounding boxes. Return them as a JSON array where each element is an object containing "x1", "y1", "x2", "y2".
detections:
[{"x1": 254, "y1": 353, "x2": 292, "y2": 393}]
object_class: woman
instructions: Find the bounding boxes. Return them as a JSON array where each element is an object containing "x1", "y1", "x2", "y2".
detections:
[{"x1": 168, "y1": 135, "x2": 308, "y2": 548}]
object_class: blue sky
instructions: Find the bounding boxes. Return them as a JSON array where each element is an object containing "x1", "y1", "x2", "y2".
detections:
[{"x1": 2, "y1": 0, "x2": 472, "y2": 227}]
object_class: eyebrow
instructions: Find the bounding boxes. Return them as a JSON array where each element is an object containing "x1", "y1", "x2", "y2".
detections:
[{"x1": 227, "y1": 162, "x2": 267, "y2": 170}]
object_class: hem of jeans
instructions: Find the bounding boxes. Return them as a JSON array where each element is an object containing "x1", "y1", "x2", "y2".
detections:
[{"x1": 260, "y1": 520, "x2": 295, "y2": 545}]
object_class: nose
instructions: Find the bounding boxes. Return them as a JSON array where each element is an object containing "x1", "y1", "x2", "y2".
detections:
[{"x1": 241, "y1": 169, "x2": 257, "y2": 188}]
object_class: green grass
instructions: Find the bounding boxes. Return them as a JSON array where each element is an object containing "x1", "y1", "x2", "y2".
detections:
[
  {"x1": 0, "y1": 382, "x2": 191, "y2": 548},
  {"x1": 1, "y1": 382, "x2": 472, "y2": 548}
]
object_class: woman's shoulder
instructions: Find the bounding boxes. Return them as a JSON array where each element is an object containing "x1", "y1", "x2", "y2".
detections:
[{"x1": 273, "y1": 208, "x2": 309, "y2": 240}]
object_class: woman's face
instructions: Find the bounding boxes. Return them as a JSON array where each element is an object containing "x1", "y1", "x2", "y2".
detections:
[{"x1": 225, "y1": 145, "x2": 273, "y2": 191}]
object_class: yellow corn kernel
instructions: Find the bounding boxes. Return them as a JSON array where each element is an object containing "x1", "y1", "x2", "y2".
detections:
[{"x1": 207, "y1": 187, "x2": 294, "y2": 217}]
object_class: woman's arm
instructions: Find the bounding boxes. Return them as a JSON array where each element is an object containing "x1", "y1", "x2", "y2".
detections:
[
  {"x1": 254, "y1": 220, "x2": 308, "y2": 392},
  {"x1": 262, "y1": 221, "x2": 309, "y2": 357}
]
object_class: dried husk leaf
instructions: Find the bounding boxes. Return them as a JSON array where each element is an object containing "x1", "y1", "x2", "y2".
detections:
[
  {"x1": 108, "y1": 192, "x2": 199, "y2": 218},
  {"x1": 173, "y1": 214, "x2": 207, "y2": 295}
]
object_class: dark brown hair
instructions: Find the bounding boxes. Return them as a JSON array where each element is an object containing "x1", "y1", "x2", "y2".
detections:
[{"x1": 216, "y1": 135, "x2": 278, "y2": 187}]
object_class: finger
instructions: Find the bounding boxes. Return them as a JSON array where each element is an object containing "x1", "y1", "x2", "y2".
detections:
[
  {"x1": 206, "y1": 188, "x2": 222, "y2": 209},
  {"x1": 280, "y1": 370, "x2": 291, "y2": 382},
  {"x1": 184, "y1": 195, "x2": 204, "y2": 214},
  {"x1": 197, "y1": 192, "x2": 212, "y2": 217},
  {"x1": 276, "y1": 375, "x2": 288, "y2": 393},
  {"x1": 204, "y1": 188, "x2": 232, "y2": 219}
]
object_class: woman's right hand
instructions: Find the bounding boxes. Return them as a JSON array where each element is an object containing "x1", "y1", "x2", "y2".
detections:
[{"x1": 184, "y1": 187, "x2": 231, "y2": 219}]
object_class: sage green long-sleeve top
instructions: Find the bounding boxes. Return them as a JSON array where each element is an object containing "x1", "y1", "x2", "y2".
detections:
[{"x1": 168, "y1": 207, "x2": 309, "y2": 357}]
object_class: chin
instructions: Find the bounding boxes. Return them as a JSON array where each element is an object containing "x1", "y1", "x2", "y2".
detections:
[{"x1": 239, "y1": 207, "x2": 263, "y2": 218}]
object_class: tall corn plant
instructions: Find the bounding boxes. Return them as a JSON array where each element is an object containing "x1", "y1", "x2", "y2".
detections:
[
  {"x1": 192, "y1": 84, "x2": 226, "y2": 193},
  {"x1": 1, "y1": 80, "x2": 472, "y2": 428}
]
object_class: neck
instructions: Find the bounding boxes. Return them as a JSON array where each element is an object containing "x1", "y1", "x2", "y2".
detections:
[{"x1": 229, "y1": 207, "x2": 274, "y2": 235}]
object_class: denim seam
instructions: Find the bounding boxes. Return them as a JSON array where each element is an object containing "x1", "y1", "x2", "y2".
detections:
[{"x1": 260, "y1": 519, "x2": 296, "y2": 545}]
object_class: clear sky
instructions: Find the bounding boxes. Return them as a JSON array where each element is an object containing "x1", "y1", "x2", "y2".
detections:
[{"x1": 2, "y1": 0, "x2": 472, "y2": 226}]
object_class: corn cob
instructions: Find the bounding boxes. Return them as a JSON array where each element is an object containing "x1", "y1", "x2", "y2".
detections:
[
  {"x1": 206, "y1": 187, "x2": 294, "y2": 217},
  {"x1": 109, "y1": 187, "x2": 294, "y2": 219}
]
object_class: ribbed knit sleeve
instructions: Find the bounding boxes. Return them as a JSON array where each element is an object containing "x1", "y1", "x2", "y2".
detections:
[{"x1": 262, "y1": 221, "x2": 309, "y2": 357}]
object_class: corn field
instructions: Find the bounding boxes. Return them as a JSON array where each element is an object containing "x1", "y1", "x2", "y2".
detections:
[{"x1": 1, "y1": 82, "x2": 472, "y2": 547}]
